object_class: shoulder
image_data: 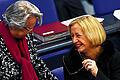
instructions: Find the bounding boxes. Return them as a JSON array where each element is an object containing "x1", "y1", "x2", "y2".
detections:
[
  {"x1": 101, "y1": 40, "x2": 116, "y2": 59},
  {"x1": 110, "y1": 49, "x2": 120, "y2": 63},
  {"x1": 103, "y1": 40, "x2": 120, "y2": 63}
]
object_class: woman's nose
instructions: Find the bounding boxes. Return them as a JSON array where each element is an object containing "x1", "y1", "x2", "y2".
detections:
[{"x1": 72, "y1": 37, "x2": 78, "y2": 43}]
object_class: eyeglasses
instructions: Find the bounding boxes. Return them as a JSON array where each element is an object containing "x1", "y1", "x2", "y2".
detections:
[{"x1": 63, "y1": 52, "x2": 85, "y2": 75}]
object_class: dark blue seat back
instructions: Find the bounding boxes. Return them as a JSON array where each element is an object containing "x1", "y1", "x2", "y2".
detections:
[
  {"x1": 93, "y1": 0, "x2": 120, "y2": 16},
  {"x1": 0, "y1": 0, "x2": 16, "y2": 19},
  {"x1": 52, "y1": 67, "x2": 64, "y2": 80},
  {"x1": 29, "y1": 0, "x2": 58, "y2": 25}
]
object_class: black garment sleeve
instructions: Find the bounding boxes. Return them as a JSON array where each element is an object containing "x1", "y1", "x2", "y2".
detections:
[
  {"x1": 95, "y1": 51, "x2": 120, "y2": 80},
  {"x1": 109, "y1": 51, "x2": 120, "y2": 80},
  {"x1": 95, "y1": 69, "x2": 110, "y2": 80}
]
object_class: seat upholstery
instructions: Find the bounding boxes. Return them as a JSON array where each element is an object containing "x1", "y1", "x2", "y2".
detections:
[
  {"x1": 29, "y1": 0, "x2": 58, "y2": 25},
  {"x1": 52, "y1": 67, "x2": 64, "y2": 80},
  {"x1": 93, "y1": 0, "x2": 120, "y2": 16}
]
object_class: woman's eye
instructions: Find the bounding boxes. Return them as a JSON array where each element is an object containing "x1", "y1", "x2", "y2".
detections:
[
  {"x1": 71, "y1": 34, "x2": 74, "y2": 38},
  {"x1": 77, "y1": 34, "x2": 81, "y2": 37}
]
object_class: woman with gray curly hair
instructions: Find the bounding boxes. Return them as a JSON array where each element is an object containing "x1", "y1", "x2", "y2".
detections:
[{"x1": 0, "y1": 0, "x2": 57, "y2": 80}]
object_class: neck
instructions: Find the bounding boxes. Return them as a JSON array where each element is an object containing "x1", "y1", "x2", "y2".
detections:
[{"x1": 85, "y1": 46, "x2": 102, "y2": 60}]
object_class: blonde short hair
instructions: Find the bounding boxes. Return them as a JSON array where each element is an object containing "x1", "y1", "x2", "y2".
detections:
[{"x1": 69, "y1": 15, "x2": 106, "y2": 46}]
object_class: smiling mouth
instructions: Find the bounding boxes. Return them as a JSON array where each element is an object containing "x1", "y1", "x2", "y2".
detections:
[{"x1": 76, "y1": 44, "x2": 83, "y2": 49}]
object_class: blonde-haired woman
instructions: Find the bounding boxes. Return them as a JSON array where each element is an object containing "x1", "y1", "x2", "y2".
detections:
[{"x1": 63, "y1": 15, "x2": 120, "y2": 80}]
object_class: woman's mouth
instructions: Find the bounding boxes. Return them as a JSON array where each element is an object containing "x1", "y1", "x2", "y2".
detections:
[{"x1": 76, "y1": 44, "x2": 83, "y2": 49}]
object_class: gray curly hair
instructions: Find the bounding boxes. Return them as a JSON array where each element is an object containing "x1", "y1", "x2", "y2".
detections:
[{"x1": 2, "y1": 0, "x2": 43, "y2": 28}]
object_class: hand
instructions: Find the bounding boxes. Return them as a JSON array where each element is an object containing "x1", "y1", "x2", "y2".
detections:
[{"x1": 82, "y1": 59, "x2": 98, "y2": 77}]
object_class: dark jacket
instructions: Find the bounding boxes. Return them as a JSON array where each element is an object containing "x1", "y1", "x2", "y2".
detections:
[{"x1": 63, "y1": 40, "x2": 120, "y2": 80}]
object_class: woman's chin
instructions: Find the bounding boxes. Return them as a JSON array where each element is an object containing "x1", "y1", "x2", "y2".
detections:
[{"x1": 77, "y1": 48, "x2": 85, "y2": 53}]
